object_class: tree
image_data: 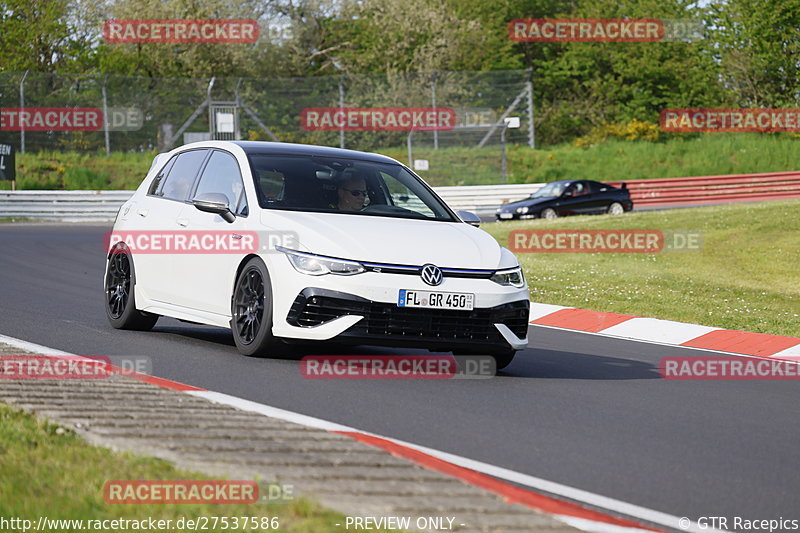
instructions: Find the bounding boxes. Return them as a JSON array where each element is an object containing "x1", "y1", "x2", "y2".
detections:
[{"x1": 707, "y1": 0, "x2": 800, "y2": 107}]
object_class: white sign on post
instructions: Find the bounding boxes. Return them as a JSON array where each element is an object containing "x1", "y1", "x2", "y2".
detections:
[
  {"x1": 504, "y1": 116, "x2": 521, "y2": 128},
  {"x1": 413, "y1": 159, "x2": 429, "y2": 171},
  {"x1": 216, "y1": 112, "x2": 235, "y2": 133}
]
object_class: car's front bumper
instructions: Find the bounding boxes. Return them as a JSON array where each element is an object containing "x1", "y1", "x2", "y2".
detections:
[{"x1": 266, "y1": 253, "x2": 530, "y2": 351}]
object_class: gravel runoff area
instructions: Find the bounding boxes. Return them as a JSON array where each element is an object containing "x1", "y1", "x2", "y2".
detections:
[{"x1": 0, "y1": 342, "x2": 582, "y2": 533}]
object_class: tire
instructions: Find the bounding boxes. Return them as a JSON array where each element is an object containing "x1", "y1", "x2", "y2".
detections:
[
  {"x1": 231, "y1": 257, "x2": 282, "y2": 357},
  {"x1": 541, "y1": 208, "x2": 557, "y2": 220},
  {"x1": 451, "y1": 349, "x2": 518, "y2": 373},
  {"x1": 491, "y1": 350, "x2": 517, "y2": 371},
  {"x1": 607, "y1": 202, "x2": 624, "y2": 215},
  {"x1": 104, "y1": 245, "x2": 158, "y2": 331}
]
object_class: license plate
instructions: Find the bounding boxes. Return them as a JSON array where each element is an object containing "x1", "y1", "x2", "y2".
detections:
[
  {"x1": 498, "y1": 212, "x2": 513, "y2": 219},
  {"x1": 398, "y1": 289, "x2": 474, "y2": 311}
]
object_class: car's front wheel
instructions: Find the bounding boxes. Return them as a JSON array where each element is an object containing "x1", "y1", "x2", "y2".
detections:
[
  {"x1": 541, "y1": 208, "x2": 557, "y2": 220},
  {"x1": 607, "y1": 202, "x2": 624, "y2": 215},
  {"x1": 491, "y1": 350, "x2": 517, "y2": 371},
  {"x1": 104, "y1": 245, "x2": 158, "y2": 331},
  {"x1": 452, "y1": 349, "x2": 517, "y2": 372},
  {"x1": 231, "y1": 257, "x2": 282, "y2": 356}
]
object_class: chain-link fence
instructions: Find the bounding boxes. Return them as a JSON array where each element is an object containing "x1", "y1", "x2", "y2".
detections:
[{"x1": 0, "y1": 70, "x2": 534, "y2": 185}]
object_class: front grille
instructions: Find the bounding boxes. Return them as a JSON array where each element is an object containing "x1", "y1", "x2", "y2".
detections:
[
  {"x1": 360, "y1": 261, "x2": 495, "y2": 279},
  {"x1": 287, "y1": 291, "x2": 529, "y2": 343}
]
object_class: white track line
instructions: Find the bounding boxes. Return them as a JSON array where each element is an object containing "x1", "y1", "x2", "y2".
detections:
[
  {"x1": 0, "y1": 331, "x2": 724, "y2": 533},
  {"x1": 191, "y1": 389, "x2": 718, "y2": 533},
  {"x1": 0, "y1": 333, "x2": 74, "y2": 356}
]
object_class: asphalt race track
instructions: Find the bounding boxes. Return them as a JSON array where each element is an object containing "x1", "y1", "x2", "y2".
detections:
[{"x1": 1, "y1": 224, "x2": 798, "y2": 526}]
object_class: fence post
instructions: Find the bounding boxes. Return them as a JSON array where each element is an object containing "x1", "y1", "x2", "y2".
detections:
[
  {"x1": 526, "y1": 80, "x2": 535, "y2": 149},
  {"x1": 501, "y1": 124, "x2": 508, "y2": 183},
  {"x1": 102, "y1": 75, "x2": 111, "y2": 155},
  {"x1": 407, "y1": 130, "x2": 414, "y2": 167},
  {"x1": 338, "y1": 78, "x2": 345, "y2": 149},
  {"x1": 431, "y1": 74, "x2": 438, "y2": 150},
  {"x1": 19, "y1": 70, "x2": 29, "y2": 153}
]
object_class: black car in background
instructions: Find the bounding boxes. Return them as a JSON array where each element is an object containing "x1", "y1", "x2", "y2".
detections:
[{"x1": 495, "y1": 179, "x2": 634, "y2": 221}]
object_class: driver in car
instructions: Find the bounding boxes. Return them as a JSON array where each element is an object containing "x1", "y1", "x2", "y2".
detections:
[{"x1": 333, "y1": 175, "x2": 369, "y2": 211}]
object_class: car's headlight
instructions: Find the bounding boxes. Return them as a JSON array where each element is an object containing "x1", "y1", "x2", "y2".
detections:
[
  {"x1": 516, "y1": 206, "x2": 529, "y2": 214},
  {"x1": 277, "y1": 247, "x2": 365, "y2": 276},
  {"x1": 491, "y1": 266, "x2": 525, "y2": 288}
]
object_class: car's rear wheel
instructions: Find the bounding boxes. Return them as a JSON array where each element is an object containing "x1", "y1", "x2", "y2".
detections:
[
  {"x1": 541, "y1": 208, "x2": 557, "y2": 220},
  {"x1": 607, "y1": 202, "x2": 624, "y2": 215},
  {"x1": 231, "y1": 257, "x2": 282, "y2": 356},
  {"x1": 105, "y1": 245, "x2": 158, "y2": 331}
]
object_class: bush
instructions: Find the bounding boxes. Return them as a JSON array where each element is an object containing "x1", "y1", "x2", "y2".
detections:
[
  {"x1": 574, "y1": 119, "x2": 661, "y2": 147},
  {"x1": 62, "y1": 167, "x2": 109, "y2": 189}
]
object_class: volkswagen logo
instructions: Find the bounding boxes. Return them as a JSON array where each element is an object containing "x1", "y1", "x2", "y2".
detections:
[{"x1": 420, "y1": 264, "x2": 443, "y2": 286}]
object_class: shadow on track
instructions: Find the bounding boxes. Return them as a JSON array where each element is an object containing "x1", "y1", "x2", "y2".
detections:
[{"x1": 500, "y1": 348, "x2": 661, "y2": 380}]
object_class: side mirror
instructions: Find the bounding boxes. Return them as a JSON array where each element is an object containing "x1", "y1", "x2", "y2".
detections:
[
  {"x1": 562, "y1": 190, "x2": 574, "y2": 198},
  {"x1": 193, "y1": 192, "x2": 236, "y2": 223},
  {"x1": 456, "y1": 210, "x2": 481, "y2": 227}
]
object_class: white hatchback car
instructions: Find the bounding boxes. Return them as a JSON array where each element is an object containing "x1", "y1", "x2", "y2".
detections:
[{"x1": 105, "y1": 141, "x2": 529, "y2": 368}]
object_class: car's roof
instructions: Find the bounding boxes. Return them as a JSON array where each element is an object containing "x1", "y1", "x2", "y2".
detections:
[
  {"x1": 548, "y1": 179, "x2": 607, "y2": 185},
  {"x1": 229, "y1": 141, "x2": 401, "y2": 165}
]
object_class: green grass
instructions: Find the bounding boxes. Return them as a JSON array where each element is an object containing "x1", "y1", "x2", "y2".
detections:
[
  {"x1": 0, "y1": 403, "x2": 399, "y2": 532},
  {"x1": 0, "y1": 151, "x2": 153, "y2": 191},
  {"x1": 1, "y1": 133, "x2": 799, "y2": 190},
  {"x1": 482, "y1": 199, "x2": 800, "y2": 337}
]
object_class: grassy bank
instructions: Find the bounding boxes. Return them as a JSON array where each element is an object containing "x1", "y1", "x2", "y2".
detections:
[
  {"x1": 1, "y1": 133, "x2": 799, "y2": 190},
  {"x1": 0, "y1": 403, "x2": 393, "y2": 532},
  {"x1": 482, "y1": 199, "x2": 800, "y2": 337}
]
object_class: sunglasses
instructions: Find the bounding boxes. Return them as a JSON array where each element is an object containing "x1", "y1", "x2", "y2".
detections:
[{"x1": 343, "y1": 188, "x2": 368, "y2": 197}]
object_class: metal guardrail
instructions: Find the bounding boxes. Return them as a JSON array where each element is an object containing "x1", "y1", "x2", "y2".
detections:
[
  {"x1": 0, "y1": 185, "x2": 544, "y2": 221},
  {"x1": 4, "y1": 169, "x2": 797, "y2": 221},
  {"x1": 0, "y1": 191, "x2": 134, "y2": 221},
  {"x1": 435, "y1": 184, "x2": 543, "y2": 215},
  {"x1": 609, "y1": 170, "x2": 800, "y2": 206}
]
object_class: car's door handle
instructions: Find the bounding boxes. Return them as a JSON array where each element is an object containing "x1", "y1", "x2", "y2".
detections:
[
  {"x1": 137, "y1": 209, "x2": 148, "y2": 217},
  {"x1": 176, "y1": 218, "x2": 189, "y2": 227}
]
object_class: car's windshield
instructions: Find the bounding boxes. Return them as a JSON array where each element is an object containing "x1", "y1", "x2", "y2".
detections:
[
  {"x1": 531, "y1": 182, "x2": 567, "y2": 198},
  {"x1": 247, "y1": 154, "x2": 456, "y2": 221}
]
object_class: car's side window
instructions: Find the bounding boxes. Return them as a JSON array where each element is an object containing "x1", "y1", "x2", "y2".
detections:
[
  {"x1": 380, "y1": 171, "x2": 434, "y2": 217},
  {"x1": 148, "y1": 156, "x2": 177, "y2": 196},
  {"x1": 587, "y1": 181, "x2": 604, "y2": 194},
  {"x1": 573, "y1": 182, "x2": 588, "y2": 196},
  {"x1": 158, "y1": 150, "x2": 209, "y2": 202},
  {"x1": 193, "y1": 151, "x2": 247, "y2": 216}
]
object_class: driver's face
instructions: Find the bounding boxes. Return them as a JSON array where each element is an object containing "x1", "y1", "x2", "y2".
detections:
[{"x1": 337, "y1": 178, "x2": 367, "y2": 211}]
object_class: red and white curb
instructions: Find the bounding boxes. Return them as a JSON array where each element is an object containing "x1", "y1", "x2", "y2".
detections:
[
  {"x1": 529, "y1": 303, "x2": 800, "y2": 362},
  {"x1": 0, "y1": 332, "x2": 722, "y2": 533}
]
